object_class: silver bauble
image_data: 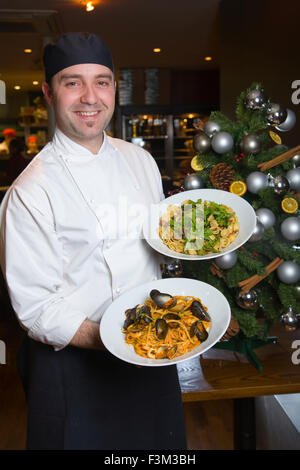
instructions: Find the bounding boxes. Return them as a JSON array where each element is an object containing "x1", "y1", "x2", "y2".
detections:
[
  {"x1": 245, "y1": 87, "x2": 267, "y2": 110},
  {"x1": 193, "y1": 131, "x2": 211, "y2": 154},
  {"x1": 246, "y1": 171, "x2": 268, "y2": 194},
  {"x1": 211, "y1": 131, "x2": 234, "y2": 154},
  {"x1": 277, "y1": 261, "x2": 300, "y2": 284},
  {"x1": 240, "y1": 134, "x2": 261, "y2": 155},
  {"x1": 267, "y1": 103, "x2": 287, "y2": 125},
  {"x1": 203, "y1": 120, "x2": 221, "y2": 138},
  {"x1": 275, "y1": 109, "x2": 296, "y2": 132},
  {"x1": 291, "y1": 154, "x2": 300, "y2": 168},
  {"x1": 286, "y1": 168, "x2": 300, "y2": 191},
  {"x1": 273, "y1": 175, "x2": 290, "y2": 195},
  {"x1": 236, "y1": 289, "x2": 258, "y2": 309},
  {"x1": 280, "y1": 217, "x2": 300, "y2": 241},
  {"x1": 165, "y1": 259, "x2": 183, "y2": 278},
  {"x1": 215, "y1": 251, "x2": 238, "y2": 270},
  {"x1": 183, "y1": 173, "x2": 205, "y2": 190},
  {"x1": 280, "y1": 305, "x2": 299, "y2": 331},
  {"x1": 255, "y1": 208, "x2": 276, "y2": 229},
  {"x1": 248, "y1": 219, "x2": 265, "y2": 242}
]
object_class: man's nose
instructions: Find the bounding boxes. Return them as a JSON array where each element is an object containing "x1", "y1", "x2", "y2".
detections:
[{"x1": 80, "y1": 84, "x2": 99, "y2": 105}]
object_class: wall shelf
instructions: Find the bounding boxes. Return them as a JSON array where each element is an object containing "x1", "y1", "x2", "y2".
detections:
[{"x1": 116, "y1": 104, "x2": 217, "y2": 178}]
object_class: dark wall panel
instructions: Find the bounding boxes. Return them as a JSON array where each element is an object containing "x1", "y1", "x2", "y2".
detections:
[{"x1": 171, "y1": 69, "x2": 219, "y2": 106}]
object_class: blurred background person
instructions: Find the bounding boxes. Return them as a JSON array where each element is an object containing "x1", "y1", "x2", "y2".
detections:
[
  {"x1": 7, "y1": 137, "x2": 28, "y2": 184},
  {"x1": 0, "y1": 128, "x2": 17, "y2": 154},
  {"x1": 26, "y1": 135, "x2": 39, "y2": 156}
]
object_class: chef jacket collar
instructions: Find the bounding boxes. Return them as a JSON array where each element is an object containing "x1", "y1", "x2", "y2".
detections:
[{"x1": 52, "y1": 127, "x2": 113, "y2": 160}]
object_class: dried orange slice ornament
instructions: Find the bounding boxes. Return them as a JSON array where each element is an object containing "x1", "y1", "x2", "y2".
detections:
[
  {"x1": 191, "y1": 155, "x2": 204, "y2": 171},
  {"x1": 269, "y1": 130, "x2": 282, "y2": 145},
  {"x1": 281, "y1": 197, "x2": 299, "y2": 214},
  {"x1": 229, "y1": 180, "x2": 247, "y2": 196}
]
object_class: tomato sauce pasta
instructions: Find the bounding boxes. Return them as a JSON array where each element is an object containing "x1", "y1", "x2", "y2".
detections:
[{"x1": 122, "y1": 295, "x2": 211, "y2": 360}]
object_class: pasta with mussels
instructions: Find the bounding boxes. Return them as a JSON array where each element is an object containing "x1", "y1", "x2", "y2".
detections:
[{"x1": 122, "y1": 292, "x2": 211, "y2": 360}]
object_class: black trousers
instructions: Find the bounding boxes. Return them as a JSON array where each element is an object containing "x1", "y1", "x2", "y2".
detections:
[{"x1": 17, "y1": 336, "x2": 187, "y2": 450}]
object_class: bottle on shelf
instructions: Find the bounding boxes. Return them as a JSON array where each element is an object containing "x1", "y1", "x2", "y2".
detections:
[
  {"x1": 153, "y1": 115, "x2": 161, "y2": 136},
  {"x1": 161, "y1": 117, "x2": 167, "y2": 136},
  {"x1": 146, "y1": 116, "x2": 154, "y2": 137}
]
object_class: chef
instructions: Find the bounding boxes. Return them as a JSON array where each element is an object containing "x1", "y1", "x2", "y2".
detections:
[{"x1": 0, "y1": 32, "x2": 187, "y2": 450}]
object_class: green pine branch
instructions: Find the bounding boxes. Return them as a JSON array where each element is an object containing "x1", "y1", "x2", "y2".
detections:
[{"x1": 278, "y1": 284, "x2": 300, "y2": 310}]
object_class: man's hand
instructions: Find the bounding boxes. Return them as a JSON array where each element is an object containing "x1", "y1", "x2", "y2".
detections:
[
  {"x1": 220, "y1": 316, "x2": 240, "y2": 342},
  {"x1": 70, "y1": 319, "x2": 106, "y2": 350}
]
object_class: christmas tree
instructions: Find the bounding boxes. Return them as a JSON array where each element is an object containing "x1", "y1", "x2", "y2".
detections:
[{"x1": 179, "y1": 83, "x2": 300, "y2": 369}]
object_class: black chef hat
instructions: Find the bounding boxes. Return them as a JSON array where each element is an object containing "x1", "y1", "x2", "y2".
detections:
[{"x1": 43, "y1": 32, "x2": 114, "y2": 84}]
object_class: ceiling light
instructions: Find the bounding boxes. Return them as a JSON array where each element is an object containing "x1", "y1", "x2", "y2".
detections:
[
  {"x1": 86, "y1": 2, "x2": 95, "y2": 11},
  {"x1": 32, "y1": 81, "x2": 39, "y2": 86},
  {"x1": 24, "y1": 49, "x2": 32, "y2": 54},
  {"x1": 153, "y1": 48, "x2": 161, "y2": 53},
  {"x1": 204, "y1": 56, "x2": 212, "y2": 61},
  {"x1": 14, "y1": 85, "x2": 21, "y2": 90}
]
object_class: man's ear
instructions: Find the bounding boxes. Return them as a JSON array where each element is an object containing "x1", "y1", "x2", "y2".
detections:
[{"x1": 42, "y1": 81, "x2": 54, "y2": 107}]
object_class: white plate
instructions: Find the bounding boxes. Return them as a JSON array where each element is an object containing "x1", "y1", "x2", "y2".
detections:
[
  {"x1": 143, "y1": 188, "x2": 256, "y2": 260},
  {"x1": 99, "y1": 277, "x2": 231, "y2": 367}
]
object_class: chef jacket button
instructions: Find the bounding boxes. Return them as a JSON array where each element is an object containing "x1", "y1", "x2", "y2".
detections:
[
  {"x1": 135, "y1": 184, "x2": 140, "y2": 190},
  {"x1": 152, "y1": 276, "x2": 157, "y2": 280},
  {"x1": 106, "y1": 242, "x2": 111, "y2": 249},
  {"x1": 115, "y1": 287, "x2": 121, "y2": 294}
]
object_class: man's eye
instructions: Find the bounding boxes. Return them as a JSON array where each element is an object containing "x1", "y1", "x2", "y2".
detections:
[
  {"x1": 66, "y1": 81, "x2": 79, "y2": 87},
  {"x1": 98, "y1": 81, "x2": 109, "y2": 87}
]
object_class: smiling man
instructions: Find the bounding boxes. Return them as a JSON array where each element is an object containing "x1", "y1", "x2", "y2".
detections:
[
  {"x1": 43, "y1": 64, "x2": 116, "y2": 153},
  {"x1": 0, "y1": 32, "x2": 187, "y2": 450}
]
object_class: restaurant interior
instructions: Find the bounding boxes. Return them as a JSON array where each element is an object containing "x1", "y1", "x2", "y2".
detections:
[{"x1": 0, "y1": 0, "x2": 299, "y2": 451}]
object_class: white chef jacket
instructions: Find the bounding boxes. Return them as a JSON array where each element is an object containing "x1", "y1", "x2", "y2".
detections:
[{"x1": 0, "y1": 128, "x2": 164, "y2": 351}]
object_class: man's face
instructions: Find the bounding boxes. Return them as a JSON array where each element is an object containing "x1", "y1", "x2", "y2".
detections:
[{"x1": 42, "y1": 63, "x2": 116, "y2": 152}]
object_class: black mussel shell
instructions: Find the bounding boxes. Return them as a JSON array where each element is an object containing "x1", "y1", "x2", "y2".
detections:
[
  {"x1": 136, "y1": 304, "x2": 152, "y2": 323},
  {"x1": 123, "y1": 318, "x2": 131, "y2": 330},
  {"x1": 123, "y1": 305, "x2": 138, "y2": 329},
  {"x1": 155, "y1": 318, "x2": 169, "y2": 339},
  {"x1": 150, "y1": 289, "x2": 177, "y2": 309},
  {"x1": 163, "y1": 312, "x2": 180, "y2": 328},
  {"x1": 190, "y1": 320, "x2": 208, "y2": 342},
  {"x1": 190, "y1": 300, "x2": 211, "y2": 322}
]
